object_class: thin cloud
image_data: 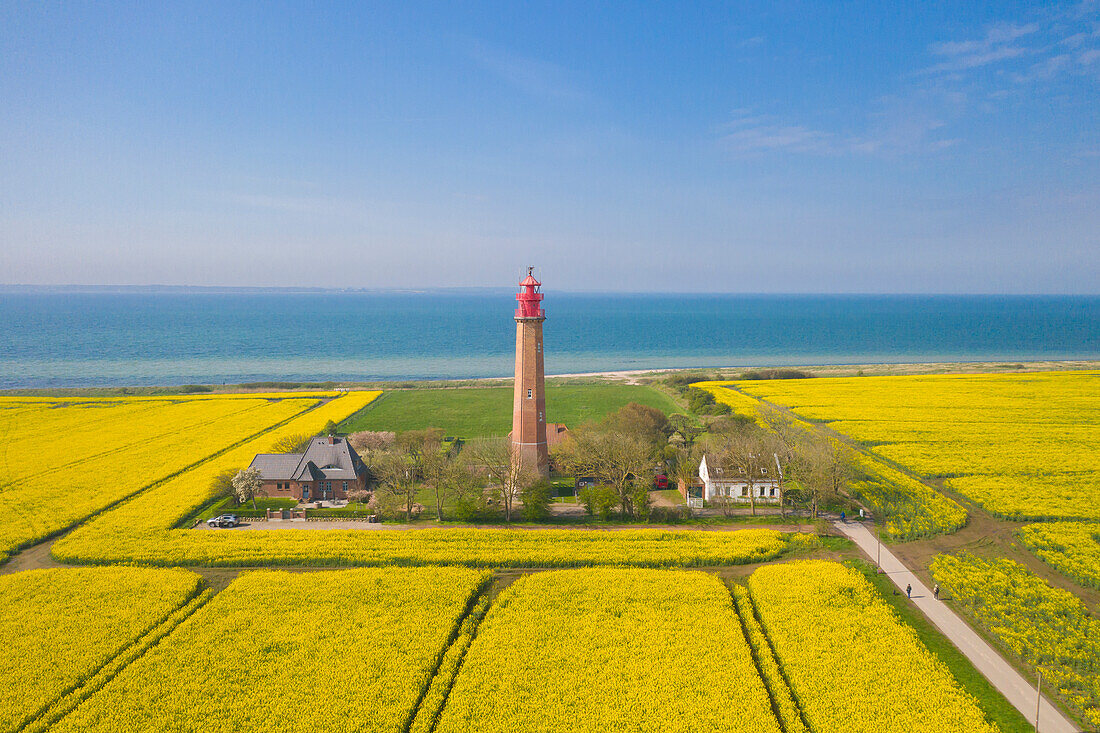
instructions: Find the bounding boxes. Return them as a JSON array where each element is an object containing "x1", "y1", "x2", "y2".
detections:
[{"x1": 460, "y1": 38, "x2": 582, "y2": 101}]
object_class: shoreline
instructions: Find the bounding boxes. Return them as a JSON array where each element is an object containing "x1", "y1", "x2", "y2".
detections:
[{"x1": 2, "y1": 359, "x2": 1098, "y2": 396}]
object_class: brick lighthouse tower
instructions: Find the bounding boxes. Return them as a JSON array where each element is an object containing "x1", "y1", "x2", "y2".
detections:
[{"x1": 512, "y1": 267, "x2": 549, "y2": 477}]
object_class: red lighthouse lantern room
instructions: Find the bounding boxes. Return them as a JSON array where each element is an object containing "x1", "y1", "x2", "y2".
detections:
[{"x1": 515, "y1": 267, "x2": 545, "y2": 319}]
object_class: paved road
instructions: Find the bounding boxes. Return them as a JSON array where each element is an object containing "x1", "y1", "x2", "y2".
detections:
[{"x1": 834, "y1": 520, "x2": 1079, "y2": 733}]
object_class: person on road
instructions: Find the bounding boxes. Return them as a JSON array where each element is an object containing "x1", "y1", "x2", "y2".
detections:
[
  {"x1": 840, "y1": 511, "x2": 846, "y2": 522},
  {"x1": 933, "y1": 584, "x2": 940, "y2": 599},
  {"x1": 906, "y1": 583, "x2": 912, "y2": 599}
]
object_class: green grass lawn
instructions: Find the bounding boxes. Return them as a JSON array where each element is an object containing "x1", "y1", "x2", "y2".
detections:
[{"x1": 338, "y1": 383, "x2": 683, "y2": 437}]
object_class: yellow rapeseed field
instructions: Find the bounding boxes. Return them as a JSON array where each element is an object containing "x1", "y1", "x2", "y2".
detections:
[
  {"x1": 694, "y1": 381, "x2": 968, "y2": 539},
  {"x1": 46, "y1": 389, "x2": 814, "y2": 567},
  {"x1": 0, "y1": 567, "x2": 202, "y2": 733},
  {"x1": 747, "y1": 560, "x2": 997, "y2": 733},
  {"x1": 51, "y1": 567, "x2": 488, "y2": 733},
  {"x1": 719, "y1": 372, "x2": 1100, "y2": 521},
  {"x1": 1017, "y1": 521, "x2": 1100, "y2": 590},
  {"x1": 0, "y1": 393, "x2": 329, "y2": 560},
  {"x1": 436, "y1": 568, "x2": 783, "y2": 733},
  {"x1": 931, "y1": 553, "x2": 1100, "y2": 727}
]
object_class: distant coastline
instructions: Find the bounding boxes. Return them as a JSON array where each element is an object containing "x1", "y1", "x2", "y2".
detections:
[{"x1": 2, "y1": 291, "x2": 1097, "y2": 390}]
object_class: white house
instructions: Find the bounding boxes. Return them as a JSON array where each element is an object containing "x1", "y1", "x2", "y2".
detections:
[{"x1": 698, "y1": 453, "x2": 781, "y2": 503}]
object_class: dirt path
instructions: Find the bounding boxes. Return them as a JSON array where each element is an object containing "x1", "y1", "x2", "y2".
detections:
[{"x1": 0, "y1": 537, "x2": 65, "y2": 574}]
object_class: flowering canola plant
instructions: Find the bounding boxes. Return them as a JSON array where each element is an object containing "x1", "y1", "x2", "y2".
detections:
[
  {"x1": 0, "y1": 567, "x2": 202, "y2": 733},
  {"x1": 0, "y1": 394, "x2": 326, "y2": 560},
  {"x1": 1017, "y1": 521, "x2": 1100, "y2": 589},
  {"x1": 693, "y1": 381, "x2": 967, "y2": 540},
  {"x1": 436, "y1": 568, "x2": 783, "y2": 733},
  {"x1": 51, "y1": 567, "x2": 488, "y2": 733},
  {"x1": 729, "y1": 371, "x2": 1100, "y2": 522},
  {"x1": 931, "y1": 553, "x2": 1100, "y2": 727},
  {"x1": 747, "y1": 560, "x2": 997, "y2": 733},
  {"x1": 47, "y1": 389, "x2": 815, "y2": 567}
]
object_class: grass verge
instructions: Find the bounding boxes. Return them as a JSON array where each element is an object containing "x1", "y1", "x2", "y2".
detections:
[{"x1": 852, "y1": 560, "x2": 1034, "y2": 733}]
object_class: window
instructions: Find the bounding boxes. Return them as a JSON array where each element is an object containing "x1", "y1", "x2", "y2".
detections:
[
  {"x1": 343, "y1": 481, "x2": 348, "y2": 491},
  {"x1": 527, "y1": 389, "x2": 532, "y2": 399}
]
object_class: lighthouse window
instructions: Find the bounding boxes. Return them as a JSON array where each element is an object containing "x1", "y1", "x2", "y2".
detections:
[{"x1": 527, "y1": 389, "x2": 532, "y2": 399}]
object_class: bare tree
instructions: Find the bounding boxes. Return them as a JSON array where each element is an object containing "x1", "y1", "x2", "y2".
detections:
[
  {"x1": 373, "y1": 451, "x2": 420, "y2": 521},
  {"x1": 423, "y1": 447, "x2": 477, "y2": 521},
  {"x1": 719, "y1": 426, "x2": 779, "y2": 517},
  {"x1": 465, "y1": 437, "x2": 535, "y2": 522},
  {"x1": 269, "y1": 433, "x2": 312, "y2": 454},
  {"x1": 756, "y1": 404, "x2": 804, "y2": 517},
  {"x1": 793, "y1": 435, "x2": 856, "y2": 518},
  {"x1": 231, "y1": 467, "x2": 264, "y2": 509},
  {"x1": 554, "y1": 427, "x2": 654, "y2": 518},
  {"x1": 348, "y1": 430, "x2": 396, "y2": 453}
]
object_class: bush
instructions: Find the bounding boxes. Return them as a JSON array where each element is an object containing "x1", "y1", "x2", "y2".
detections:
[
  {"x1": 269, "y1": 433, "x2": 312, "y2": 454},
  {"x1": 739, "y1": 368, "x2": 813, "y2": 380},
  {"x1": 520, "y1": 481, "x2": 553, "y2": 522},
  {"x1": 454, "y1": 494, "x2": 499, "y2": 523},
  {"x1": 578, "y1": 485, "x2": 619, "y2": 520},
  {"x1": 649, "y1": 506, "x2": 689, "y2": 524}
]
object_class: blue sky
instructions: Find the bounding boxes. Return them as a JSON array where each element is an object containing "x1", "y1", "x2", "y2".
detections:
[{"x1": 1, "y1": 2, "x2": 1098, "y2": 293}]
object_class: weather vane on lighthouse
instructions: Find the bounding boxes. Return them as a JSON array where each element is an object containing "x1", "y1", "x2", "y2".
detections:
[{"x1": 512, "y1": 266, "x2": 548, "y2": 476}]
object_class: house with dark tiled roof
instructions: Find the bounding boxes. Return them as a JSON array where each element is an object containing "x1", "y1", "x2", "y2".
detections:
[{"x1": 248, "y1": 435, "x2": 368, "y2": 502}]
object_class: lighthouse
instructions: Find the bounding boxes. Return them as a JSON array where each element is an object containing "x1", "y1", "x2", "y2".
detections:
[{"x1": 512, "y1": 267, "x2": 549, "y2": 477}]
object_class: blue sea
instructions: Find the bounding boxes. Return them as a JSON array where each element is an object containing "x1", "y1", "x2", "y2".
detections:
[{"x1": 0, "y1": 291, "x2": 1097, "y2": 389}]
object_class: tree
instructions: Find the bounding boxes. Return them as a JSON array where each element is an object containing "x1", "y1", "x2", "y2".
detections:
[
  {"x1": 465, "y1": 437, "x2": 535, "y2": 522},
  {"x1": 231, "y1": 467, "x2": 264, "y2": 509},
  {"x1": 270, "y1": 433, "x2": 312, "y2": 454},
  {"x1": 373, "y1": 451, "x2": 420, "y2": 521},
  {"x1": 793, "y1": 436, "x2": 856, "y2": 518},
  {"x1": 209, "y1": 467, "x2": 239, "y2": 499},
  {"x1": 667, "y1": 413, "x2": 704, "y2": 445},
  {"x1": 520, "y1": 479, "x2": 553, "y2": 521},
  {"x1": 323, "y1": 420, "x2": 339, "y2": 436},
  {"x1": 719, "y1": 426, "x2": 779, "y2": 517},
  {"x1": 425, "y1": 454, "x2": 478, "y2": 521},
  {"x1": 348, "y1": 430, "x2": 396, "y2": 453},
  {"x1": 756, "y1": 404, "x2": 803, "y2": 517},
  {"x1": 578, "y1": 484, "x2": 619, "y2": 519},
  {"x1": 554, "y1": 427, "x2": 654, "y2": 518},
  {"x1": 397, "y1": 428, "x2": 445, "y2": 456},
  {"x1": 602, "y1": 403, "x2": 672, "y2": 453}
]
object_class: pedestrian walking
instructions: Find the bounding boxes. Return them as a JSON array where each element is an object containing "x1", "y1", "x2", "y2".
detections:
[
  {"x1": 859, "y1": 508, "x2": 865, "y2": 519},
  {"x1": 933, "y1": 584, "x2": 940, "y2": 599},
  {"x1": 906, "y1": 584, "x2": 912, "y2": 599},
  {"x1": 840, "y1": 511, "x2": 846, "y2": 522}
]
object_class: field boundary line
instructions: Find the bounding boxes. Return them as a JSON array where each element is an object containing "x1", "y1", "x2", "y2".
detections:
[
  {"x1": 1, "y1": 400, "x2": 270, "y2": 490},
  {"x1": 1, "y1": 398, "x2": 331, "y2": 566},
  {"x1": 729, "y1": 581, "x2": 813, "y2": 733},
  {"x1": 717, "y1": 383, "x2": 977, "y2": 531},
  {"x1": 835, "y1": 520, "x2": 1078, "y2": 733},
  {"x1": 15, "y1": 587, "x2": 214, "y2": 733},
  {"x1": 403, "y1": 574, "x2": 495, "y2": 733}
]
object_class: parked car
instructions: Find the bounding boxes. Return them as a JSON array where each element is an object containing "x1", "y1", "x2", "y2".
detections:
[{"x1": 206, "y1": 514, "x2": 241, "y2": 528}]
